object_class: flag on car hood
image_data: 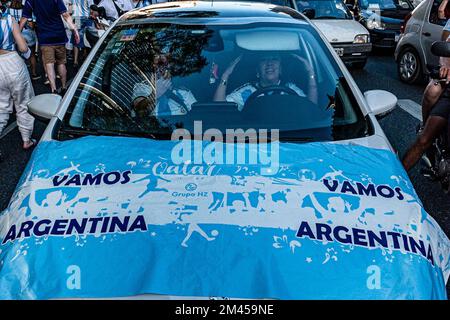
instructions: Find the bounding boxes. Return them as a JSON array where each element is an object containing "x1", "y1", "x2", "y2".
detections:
[{"x1": 0, "y1": 136, "x2": 449, "y2": 299}]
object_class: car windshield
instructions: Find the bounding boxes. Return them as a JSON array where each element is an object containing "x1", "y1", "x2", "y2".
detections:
[
  {"x1": 61, "y1": 22, "x2": 370, "y2": 142},
  {"x1": 295, "y1": 0, "x2": 353, "y2": 19},
  {"x1": 359, "y1": 0, "x2": 412, "y2": 10}
]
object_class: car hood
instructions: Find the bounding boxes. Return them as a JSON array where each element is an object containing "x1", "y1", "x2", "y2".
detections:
[
  {"x1": 0, "y1": 136, "x2": 449, "y2": 299},
  {"x1": 312, "y1": 19, "x2": 369, "y2": 43}
]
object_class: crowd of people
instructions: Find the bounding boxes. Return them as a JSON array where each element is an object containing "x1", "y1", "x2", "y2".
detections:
[{"x1": 0, "y1": 0, "x2": 166, "y2": 159}]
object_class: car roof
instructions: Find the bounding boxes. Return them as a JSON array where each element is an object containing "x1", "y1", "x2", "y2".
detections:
[{"x1": 119, "y1": 1, "x2": 306, "y2": 23}]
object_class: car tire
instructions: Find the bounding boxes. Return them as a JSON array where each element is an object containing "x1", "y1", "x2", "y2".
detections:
[
  {"x1": 352, "y1": 59, "x2": 367, "y2": 69},
  {"x1": 397, "y1": 47, "x2": 423, "y2": 84}
]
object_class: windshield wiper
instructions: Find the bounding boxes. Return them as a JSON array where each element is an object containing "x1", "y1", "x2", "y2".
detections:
[{"x1": 58, "y1": 126, "x2": 173, "y2": 140}]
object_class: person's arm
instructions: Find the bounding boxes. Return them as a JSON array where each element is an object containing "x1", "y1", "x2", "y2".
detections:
[
  {"x1": 291, "y1": 54, "x2": 318, "y2": 104},
  {"x1": 62, "y1": 12, "x2": 80, "y2": 44},
  {"x1": 11, "y1": 17, "x2": 29, "y2": 53},
  {"x1": 213, "y1": 55, "x2": 241, "y2": 101},
  {"x1": 438, "y1": 0, "x2": 448, "y2": 19},
  {"x1": 19, "y1": 0, "x2": 33, "y2": 31}
]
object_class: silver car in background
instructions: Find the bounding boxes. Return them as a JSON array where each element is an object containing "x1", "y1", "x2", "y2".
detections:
[{"x1": 395, "y1": 0, "x2": 447, "y2": 84}]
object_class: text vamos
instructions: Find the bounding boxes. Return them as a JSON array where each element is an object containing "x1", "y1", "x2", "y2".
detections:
[
  {"x1": 1, "y1": 215, "x2": 147, "y2": 245},
  {"x1": 53, "y1": 170, "x2": 131, "y2": 187},
  {"x1": 323, "y1": 179, "x2": 405, "y2": 200}
]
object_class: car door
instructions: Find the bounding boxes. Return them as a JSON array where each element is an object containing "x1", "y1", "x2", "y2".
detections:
[{"x1": 420, "y1": 0, "x2": 447, "y2": 66}]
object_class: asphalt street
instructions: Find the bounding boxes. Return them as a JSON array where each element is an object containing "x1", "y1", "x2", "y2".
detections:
[{"x1": 0, "y1": 50, "x2": 449, "y2": 296}]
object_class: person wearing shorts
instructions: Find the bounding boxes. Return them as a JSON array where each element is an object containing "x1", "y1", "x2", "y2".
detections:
[
  {"x1": 71, "y1": 0, "x2": 92, "y2": 67},
  {"x1": 20, "y1": 0, "x2": 80, "y2": 94}
]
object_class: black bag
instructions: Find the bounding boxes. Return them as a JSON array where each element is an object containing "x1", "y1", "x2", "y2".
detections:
[{"x1": 112, "y1": 0, "x2": 127, "y2": 17}]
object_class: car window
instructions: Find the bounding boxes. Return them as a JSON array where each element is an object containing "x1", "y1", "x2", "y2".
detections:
[
  {"x1": 295, "y1": 0, "x2": 353, "y2": 19},
  {"x1": 359, "y1": 0, "x2": 413, "y2": 10},
  {"x1": 429, "y1": 0, "x2": 447, "y2": 26},
  {"x1": 61, "y1": 22, "x2": 370, "y2": 143}
]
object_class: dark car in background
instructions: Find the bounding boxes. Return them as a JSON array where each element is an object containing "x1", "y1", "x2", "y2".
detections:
[{"x1": 346, "y1": 0, "x2": 415, "y2": 48}]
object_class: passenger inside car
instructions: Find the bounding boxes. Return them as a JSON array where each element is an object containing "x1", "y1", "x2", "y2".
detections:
[
  {"x1": 213, "y1": 52, "x2": 318, "y2": 110},
  {"x1": 69, "y1": 24, "x2": 360, "y2": 141},
  {"x1": 130, "y1": 53, "x2": 197, "y2": 118}
]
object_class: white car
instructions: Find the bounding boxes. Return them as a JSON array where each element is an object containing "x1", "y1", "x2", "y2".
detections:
[
  {"x1": 0, "y1": 1, "x2": 449, "y2": 300},
  {"x1": 294, "y1": 0, "x2": 372, "y2": 68}
]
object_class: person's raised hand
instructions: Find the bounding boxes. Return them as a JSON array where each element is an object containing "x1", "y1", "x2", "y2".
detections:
[{"x1": 222, "y1": 55, "x2": 242, "y2": 81}]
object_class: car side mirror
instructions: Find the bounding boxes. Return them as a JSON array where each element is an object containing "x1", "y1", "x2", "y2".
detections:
[
  {"x1": 364, "y1": 90, "x2": 397, "y2": 118},
  {"x1": 27, "y1": 94, "x2": 61, "y2": 121},
  {"x1": 302, "y1": 8, "x2": 316, "y2": 19}
]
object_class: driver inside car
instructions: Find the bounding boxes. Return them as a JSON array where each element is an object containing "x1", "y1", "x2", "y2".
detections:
[
  {"x1": 213, "y1": 53, "x2": 318, "y2": 111},
  {"x1": 131, "y1": 53, "x2": 197, "y2": 118}
]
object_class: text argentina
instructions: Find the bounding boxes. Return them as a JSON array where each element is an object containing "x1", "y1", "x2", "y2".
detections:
[
  {"x1": 296, "y1": 221, "x2": 434, "y2": 265},
  {"x1": 1, "y1": 215, "x2": 147, "y2": 245}
]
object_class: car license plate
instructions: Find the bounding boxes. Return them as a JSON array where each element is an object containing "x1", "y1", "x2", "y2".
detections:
[{"x1": 334, "y1": 48, "x2": 344, "y2": 56}]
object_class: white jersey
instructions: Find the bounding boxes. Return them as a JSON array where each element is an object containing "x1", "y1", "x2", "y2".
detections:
[
  {"x1": 71, "y1": 0, "x2": 92, "y2": 18},
  {"x1": 226, "y1": 81, "x2": 306, "y2": 111}
]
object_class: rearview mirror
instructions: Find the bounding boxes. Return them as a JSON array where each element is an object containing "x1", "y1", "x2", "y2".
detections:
[
  {"x1": 302, "y1": 8, "x2": 316, "y2": 19},
  {"x1": 364, "y1": 90, "x2": 397, "y2": 118},
  {"x1": 27, "y1": 94, "x2": 61, "y2": 121},
  {"x1": 431, "y1": 41, "x2": 450, "y2": 58}
]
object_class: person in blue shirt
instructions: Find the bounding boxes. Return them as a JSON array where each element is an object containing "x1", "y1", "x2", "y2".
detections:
[{"x1": 19, "y1": 0, "x2": 80, "y2": 94}]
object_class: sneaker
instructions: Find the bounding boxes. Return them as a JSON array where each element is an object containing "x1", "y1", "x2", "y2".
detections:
[
  {"x1": 44, "y1": 78, "x2": 50, "y2": 85},
  {"x1": 56, "y1": 74, "x2": 61, "y2": 79},
  {"x1": 31, "y1": 74, "x2": 41, "y2": 81}
]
